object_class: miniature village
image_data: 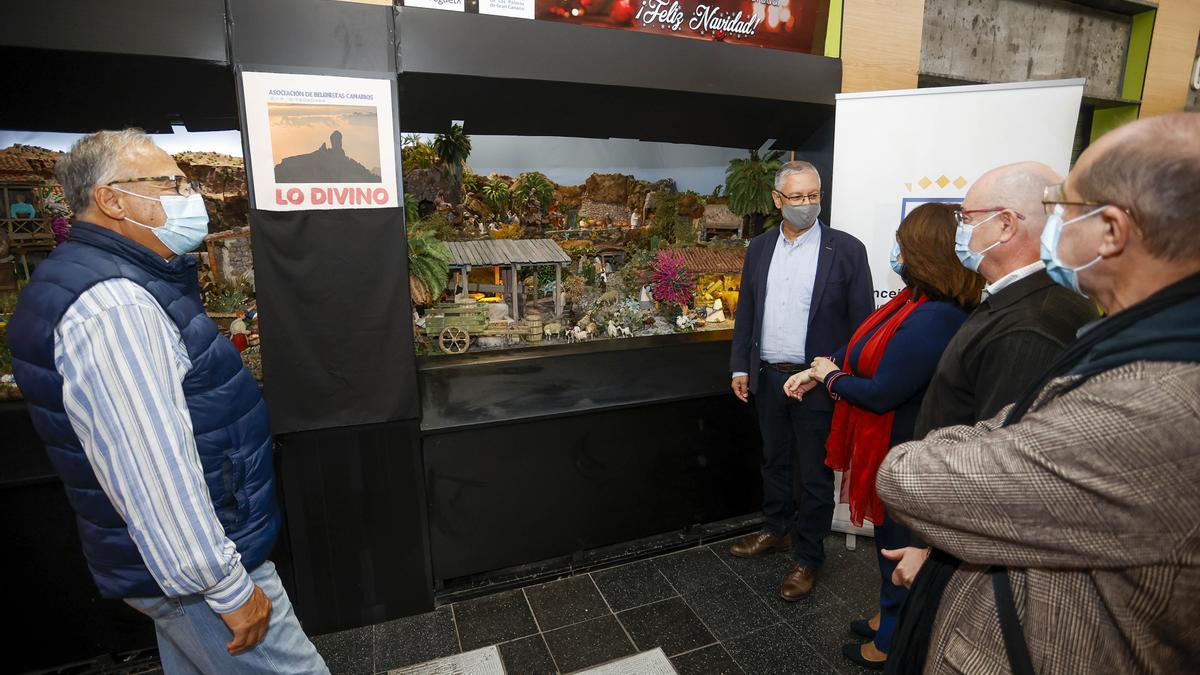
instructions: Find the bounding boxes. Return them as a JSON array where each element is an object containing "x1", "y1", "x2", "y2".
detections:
[
  {"x1": 0, "y1": 129, "x2": 785, "y2": 395},
  {"x1": 402, "y1": 127, "x2": 765, "y2": 356}
]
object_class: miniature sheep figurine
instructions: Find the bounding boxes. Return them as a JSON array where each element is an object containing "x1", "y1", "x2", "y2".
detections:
[{"x1": 619, "y1": 326, "x2": 633, "y2": 338}]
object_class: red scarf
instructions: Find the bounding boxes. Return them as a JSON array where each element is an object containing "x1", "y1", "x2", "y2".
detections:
[{"x1": 825, "y1": 287, "x2": 926, "y2": 527}]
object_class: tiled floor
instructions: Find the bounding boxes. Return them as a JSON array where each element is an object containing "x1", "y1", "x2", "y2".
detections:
[{"x1": 313, "y1": 533, "x2": 883, "y2": 674}]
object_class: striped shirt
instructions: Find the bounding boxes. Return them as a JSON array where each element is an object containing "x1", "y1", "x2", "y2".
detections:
[{"x1": 54, "y1": 278, "x2": 253, "y2": 613}]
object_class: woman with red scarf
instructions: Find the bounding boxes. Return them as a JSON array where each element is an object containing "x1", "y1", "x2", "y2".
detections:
[{"x1": 784, "y1": 202, "x2": 983, "y2": 670}]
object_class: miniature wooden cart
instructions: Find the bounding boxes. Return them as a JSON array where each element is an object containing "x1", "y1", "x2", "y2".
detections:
[{"x1": 423, "y1": 302, "x2": 544, "y2": 354}]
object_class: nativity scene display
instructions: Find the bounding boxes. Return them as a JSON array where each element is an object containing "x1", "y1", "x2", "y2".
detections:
[
  {"x1": 403, "y1": 126, "x2": 767, "y2": 356},
  {"x1": 0, "y1": 127, "x2": 785, "y2": 396}
]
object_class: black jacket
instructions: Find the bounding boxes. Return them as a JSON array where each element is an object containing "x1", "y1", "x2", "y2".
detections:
[
  {"x1": 913, "y1": 268, "x2": 1099, "y2": 438},
  {"x1": 730, "y1": 223, "x2": 874, "y2": 410}
]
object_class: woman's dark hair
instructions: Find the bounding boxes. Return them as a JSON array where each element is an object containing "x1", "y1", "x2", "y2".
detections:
[{"x1": 897, "y1": 202, "x2": 985, "y2": 310}]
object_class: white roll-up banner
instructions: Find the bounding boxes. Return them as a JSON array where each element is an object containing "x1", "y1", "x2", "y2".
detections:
[
  {"x1": 827, "y1": 79, "x2": 1084, "y2": 536},
  {"x1": 832, "y1": 78, "x2": 1085, "y2": 307}
]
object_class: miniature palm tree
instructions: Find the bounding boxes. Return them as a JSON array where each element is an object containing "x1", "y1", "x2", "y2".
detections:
[
  {"x1": 725, "y1": 149, "x2": 783, "y2": 238},
  {"x1": 480, "y1": 175, "x2": 512, "y2": 217},
  {"x1": 512, "y1": 172, "x2": 554, "y2": 213},
  {"x1": 433, "y1": 124, "x2": 472, "y2": 194}
]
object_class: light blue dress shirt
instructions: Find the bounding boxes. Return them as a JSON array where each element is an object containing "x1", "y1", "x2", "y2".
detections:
[
  {"x1": 734, "y1": 225, "x2": 822, "y2": 378},
  {"x1": 761, "y1": 223, "x2": 822, "y2": 364}
]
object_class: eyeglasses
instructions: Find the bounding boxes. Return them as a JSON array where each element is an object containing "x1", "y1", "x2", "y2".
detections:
[
  {"x1": 955, "y1": 207, "x2": 1026, "y2": 226},
  {"x1": 774, "y1": 190, "x2": 822, "y2": 205},
  {"x1": 1041, "y1": 183, "x2": 1108, "y2": 215},
  {"x1": 109, "y1": 175, "x2": 202, "y2": 198}
]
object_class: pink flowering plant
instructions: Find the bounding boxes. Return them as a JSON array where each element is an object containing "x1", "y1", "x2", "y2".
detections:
[
  {"x1": 52, "y1": 217, "x2": 70, "y2": 245},
  {"x1": 650, "y1": 250, "x2": 694, "y2": 317}
]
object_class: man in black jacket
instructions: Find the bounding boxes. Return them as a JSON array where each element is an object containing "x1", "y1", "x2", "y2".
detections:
[
  {"x1": 728, "y1": 160, "x2": 874, "y2": 601},
  {"x1": 876, "y1": 161, "x2": 1098, "y2": 615}
]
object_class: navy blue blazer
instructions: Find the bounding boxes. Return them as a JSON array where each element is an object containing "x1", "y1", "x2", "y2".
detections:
[{"x1": 730, "y1": 222, "x2": 875, "y2": 410}]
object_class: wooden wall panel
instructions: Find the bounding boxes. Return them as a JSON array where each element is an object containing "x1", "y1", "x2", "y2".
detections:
[
  {"x1": 840, "y1": 0, "x2": 926, "y2": 93},
  {"x1": 1141, "y1": 0, "x2": 1200, "y2": 117}
]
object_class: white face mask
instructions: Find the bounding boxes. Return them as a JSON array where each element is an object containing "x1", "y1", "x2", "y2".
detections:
[
  {"x1": 112, "y1": 186, "x2": 210, "y2": 255},
  {"x1": 1041, "y1": 204, "x2": 1105, "y2": 296},
  {"x1": 954, "y1": 211, "x2": 1003, "y2": 273}
]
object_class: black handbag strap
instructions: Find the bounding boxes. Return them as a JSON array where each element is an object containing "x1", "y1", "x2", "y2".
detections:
[{"x1": 991, "y1": 567, "x2": 1036, "y2": 675}]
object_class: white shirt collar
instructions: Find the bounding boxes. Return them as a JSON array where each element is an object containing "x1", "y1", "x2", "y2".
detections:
[{"x1": 983, "y1": 261, "x2": 1045, "y2": 299}]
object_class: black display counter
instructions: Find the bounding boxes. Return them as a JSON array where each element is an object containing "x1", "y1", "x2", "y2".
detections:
[{"x1": 419, "y1": 332, "x2": 762, "y2": 591}]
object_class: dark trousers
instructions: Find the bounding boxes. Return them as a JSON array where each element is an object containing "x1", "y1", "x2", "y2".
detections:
[
  {"x1": 873, "y1": 510, "x2": 915, "y2": 653},
  {"x1": 754, "y1": 367, "x2": 835, "y2": 568}
]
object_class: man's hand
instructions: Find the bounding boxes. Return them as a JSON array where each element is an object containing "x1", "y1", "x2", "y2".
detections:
[
  {"x1": 783, "y1": 369, "x2": 820, "y2": 400},
  {"x1": 221, "y1": 585, "x2": 272, "y2": 655},
  {"x1": 809, "y1": 357, "x2": 839, "y2": 383},
  {"x1": 881, "y1": 547, "x2": 930, "y2": 589},
  {"x1": 731, "y1": 375, "x2": 749, "y2": 403}
]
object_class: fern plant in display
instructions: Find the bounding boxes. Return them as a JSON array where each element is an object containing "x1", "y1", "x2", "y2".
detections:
[
  {"x1": 407, "y1": 222, "x2": 451, "y2": 306},
  {"x1": 404, "y1": 193, "x2": 420, "y2": 224}
]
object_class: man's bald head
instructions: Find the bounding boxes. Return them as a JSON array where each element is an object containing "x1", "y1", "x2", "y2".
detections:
[
  {"x1": 1071, "y1": 113, "x2": 1200, "y2": 262},
  {"x1": 962, "y1": 161, "x2": 1062, "y2": 280},
  {"x1": 972, "y1": 161, "x2": 1062, "y2": 225}
]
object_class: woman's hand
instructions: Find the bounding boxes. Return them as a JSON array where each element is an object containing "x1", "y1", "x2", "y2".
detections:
[
  {"x1": 783, "y1": 369, "x2": 820, "y2": 400},
  {"x1": 881, "y1": 547, "x2": 930, "y2": 589},
  {"x1": 809, "y1": 356, "x2": 839, "y2": 383}
]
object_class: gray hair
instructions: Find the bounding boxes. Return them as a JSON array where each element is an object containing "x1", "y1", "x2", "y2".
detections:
[
  {"x1": 774, "y1": 160, "x2": 821, "y2": 191},
  {"x1": 56, "y1": 129, "x2": 160, "y2": 214},
  {"x1": 1076, "y1": 113, "x2": 1200, "y2": 262}
]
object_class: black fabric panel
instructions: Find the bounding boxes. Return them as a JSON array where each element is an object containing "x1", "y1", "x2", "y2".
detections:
[
  {"x1": 229, "y1": 0, "x2": 396, "y2": 72},
  {"x1": 249, "y1": 207, "x2": 418, "y2": 433}
]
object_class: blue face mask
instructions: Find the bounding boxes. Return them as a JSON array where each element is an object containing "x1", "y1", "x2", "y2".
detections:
[
  {"x1": 1041, "y1": 205, "x2": 1105, "y2": 296},
  {"x1": 954, "y1": 211, "x2": 1003, "y2": 273},
  {"x1": 114, "y1": 187, "x2": 210, "y2": 255},
  {"x1": 889, "y1": 238, "x2": 904, "y2": 275}
]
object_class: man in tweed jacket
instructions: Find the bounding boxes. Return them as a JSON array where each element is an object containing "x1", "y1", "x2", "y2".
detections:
[{"x1": 876, "y1": 112, "x2": 1200, "y2": 674}]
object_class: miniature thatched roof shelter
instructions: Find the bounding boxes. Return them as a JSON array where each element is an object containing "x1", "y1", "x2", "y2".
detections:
[{"x1": 444, "y1": 239, "x2": 571, "y2": 317}]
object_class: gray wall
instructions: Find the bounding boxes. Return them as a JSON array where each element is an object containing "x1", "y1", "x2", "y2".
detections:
[{"x1": 921, "y1": 0, "x2": 1131, "y2": 101}]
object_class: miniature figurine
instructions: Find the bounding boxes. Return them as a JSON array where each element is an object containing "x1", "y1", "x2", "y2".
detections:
[
  {"x1": 707, "y1": 298, "x2": 726, "y2": 323},
  {"x1": 229, "y1": 308, "x2": 251, "y2": 353}
]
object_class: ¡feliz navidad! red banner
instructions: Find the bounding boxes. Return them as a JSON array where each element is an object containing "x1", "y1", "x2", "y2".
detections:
[{"x1": 534, "y1": 0, "x2": 830, "y2": 54}]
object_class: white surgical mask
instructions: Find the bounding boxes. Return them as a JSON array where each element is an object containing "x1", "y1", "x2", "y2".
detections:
[
  {"x1": 113, "y1": 186, "x2": 210, "y2": 255},
  {"x1": 954, "y1": 211, "x2": 1003, "y2": 273},
  {"x1": 1041, "y1": 204, "x2": 1105, "y2": 296}
]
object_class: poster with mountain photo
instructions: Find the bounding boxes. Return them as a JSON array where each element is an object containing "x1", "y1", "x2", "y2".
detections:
[{"x1": 241, "y1": 71, "x2": 398, "y2": 211}]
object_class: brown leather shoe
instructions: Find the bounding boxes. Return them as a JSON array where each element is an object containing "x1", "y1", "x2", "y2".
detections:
[
  {"x1": 729, "y1": 531, "x2": 792, "y2": 559},
  {"x1": 779, "y1": 564, "x2": 817, "y2": 601}
]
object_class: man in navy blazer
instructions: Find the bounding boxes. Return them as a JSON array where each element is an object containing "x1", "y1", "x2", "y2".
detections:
[{"x1": 728, "y1": 161, "x2": 874, "y2": 601}]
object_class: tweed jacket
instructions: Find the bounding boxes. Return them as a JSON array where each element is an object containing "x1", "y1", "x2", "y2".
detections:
[{"x1": 877, "y1": 360, "x2": 1200, "y2": 674}]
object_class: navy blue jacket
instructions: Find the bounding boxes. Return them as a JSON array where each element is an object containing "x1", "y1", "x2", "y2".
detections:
[
  {"x1": 8, "y1": 222, "x2": 279, "y2": 600},
  {"x1": 730, "y1": 223, "x2": 875, "y2": 410},
  {"x1": 830, "y1": 299, "x2": 969, "y2": 446}
]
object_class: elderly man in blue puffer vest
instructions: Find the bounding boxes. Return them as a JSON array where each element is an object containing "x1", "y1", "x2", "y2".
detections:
[{"x1": 8, "y1": 130, "x2": 327, "y2": 674}]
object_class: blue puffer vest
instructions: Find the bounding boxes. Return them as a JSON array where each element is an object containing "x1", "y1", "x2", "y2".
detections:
[{"x1": 8, "y1": 222, "x2": 279, "y2": 599}]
